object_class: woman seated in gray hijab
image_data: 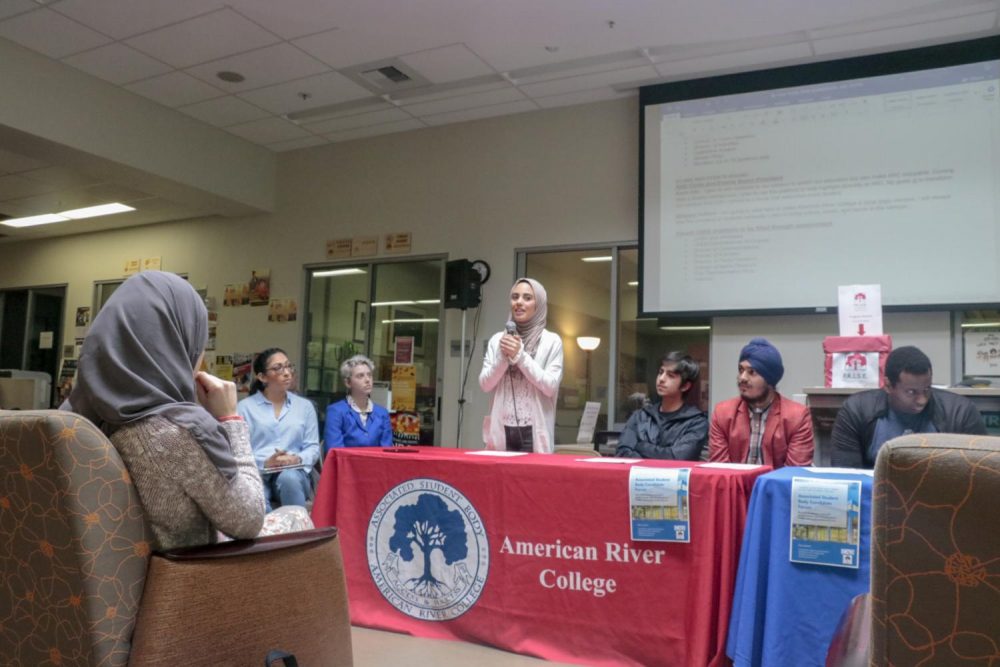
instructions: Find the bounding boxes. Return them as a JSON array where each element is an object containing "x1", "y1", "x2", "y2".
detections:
[{"x1": 63, "y1": 271, "x2": 311, "y2": 550}]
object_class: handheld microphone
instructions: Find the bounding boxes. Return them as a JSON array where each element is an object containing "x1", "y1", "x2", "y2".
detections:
[{"x1": 504, "y1": 320, "x2": 517, "y2": 374}]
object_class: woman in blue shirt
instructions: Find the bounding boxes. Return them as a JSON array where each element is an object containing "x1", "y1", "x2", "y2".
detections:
[
  {"x1": 324, "y1": 354, "x2": 392, "y2": 451},
  {"x1": 237, "y1": 348, "x2": 320, "y2": 509}
]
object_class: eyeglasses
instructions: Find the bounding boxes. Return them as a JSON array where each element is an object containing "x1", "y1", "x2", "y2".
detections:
[{"x1": 266, "y1": 363, "x2": 296, "y2": 374}]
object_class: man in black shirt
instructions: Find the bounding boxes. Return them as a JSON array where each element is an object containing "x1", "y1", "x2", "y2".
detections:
[
  {"x1": 616, "y1": 351, "x2": 708, "y2": 460},
  {"x1": 830, "y1": 345, "x2": 985, "y2": 468}
]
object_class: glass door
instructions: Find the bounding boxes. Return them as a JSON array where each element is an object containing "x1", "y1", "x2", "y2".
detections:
[
  {"x1": 304, "y1": 258, "x2": 444, "y2": 445},
  {"x1": 370, "y1": 260, "x2": 443, "y2": 446}
]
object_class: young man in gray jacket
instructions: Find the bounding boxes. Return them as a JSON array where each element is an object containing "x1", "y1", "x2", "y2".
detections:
[
  {"x1": 831, "y1": 345, "x2": 986, "y2": 468},
  {"x1": 616, "y1": 351, "x2": 708, "y2": 460}
]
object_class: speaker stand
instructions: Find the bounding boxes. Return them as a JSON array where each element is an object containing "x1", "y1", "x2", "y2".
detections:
[{"x1": 456, "y1": 306, "x2": 468, "y2": 448}]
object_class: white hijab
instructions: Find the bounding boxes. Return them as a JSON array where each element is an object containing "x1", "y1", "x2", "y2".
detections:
[{"x1": 510, "y1": 278, "x2": 547, "y2": 357}]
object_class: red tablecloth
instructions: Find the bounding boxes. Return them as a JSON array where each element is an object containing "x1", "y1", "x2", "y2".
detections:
[{"x1": 312, "y1": 448, "x2": 766, "y2": 667}]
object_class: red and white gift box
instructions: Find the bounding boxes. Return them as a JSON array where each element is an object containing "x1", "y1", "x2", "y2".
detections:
[{"x1": 823, "y1": 335, "x2": 892, "y2": 388}]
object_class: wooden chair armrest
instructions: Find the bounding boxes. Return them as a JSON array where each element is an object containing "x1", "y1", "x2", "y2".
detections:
[
  {"x1": 158, "y1": 526, "x2": 338, "y2": 561},
  {"x1": 131, "y1": 526, "x2": 352, "y2": 665}
]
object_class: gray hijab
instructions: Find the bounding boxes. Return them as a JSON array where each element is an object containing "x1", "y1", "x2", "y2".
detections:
[
  {"x1": 511, "y1": 278, "x2": 548, "y2": 357},
  {"x1": 63, "y1": 271, "x2": 237, "y2": 480}
]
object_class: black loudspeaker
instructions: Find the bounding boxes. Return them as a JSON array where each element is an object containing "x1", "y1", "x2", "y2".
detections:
[{"x1": 444, "y1": 259, "x2": 482, "y2": 309}]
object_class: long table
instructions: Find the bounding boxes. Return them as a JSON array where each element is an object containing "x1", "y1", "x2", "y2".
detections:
[
  {"x1": 312, "y1": 448, "x2": 767, "y2": 667},
  {"x1": 726, "y1": 467, "x2": 873, "y2": 667}
]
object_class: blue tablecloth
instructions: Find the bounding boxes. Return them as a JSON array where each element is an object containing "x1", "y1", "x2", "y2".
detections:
[{"x1": 726, "y1": 467, "x2": 873, "y2": 667}]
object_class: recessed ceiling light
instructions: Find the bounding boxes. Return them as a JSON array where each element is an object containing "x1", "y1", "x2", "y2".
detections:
[
  {"x1": 217, "y1": 71, "x2": 245, "y2": 83},
  {"x1": 313, "y1": 268, "x2": 366, "y2": 277},
  {"x1": 1, "y1": 213, "x2": 69, "y2": 228},
  {"x1": 59, "y1": 203, "x2": 135, "y2": 219},
  {"x1": 380, "y1": 318, "x2": 439, "y2": 324},
  {"x1": 581, "y1": 256, "x2": 612, "y2": 262},
  {"x1": 659, "y1": 325, "x2": 712, "y2": 331},
  {"x1": 1, "y1": 202, "x2": 135, "y2": 228}
]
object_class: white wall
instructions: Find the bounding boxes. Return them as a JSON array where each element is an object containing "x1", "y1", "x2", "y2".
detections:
[{"x1": 709, "y1": 312, "x2": 952, "y2": 408}]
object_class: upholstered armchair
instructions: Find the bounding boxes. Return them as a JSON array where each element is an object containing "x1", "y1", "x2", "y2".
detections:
[
  {"x1": 0, "y1": 410, "x2": 353, "y2": 666},
  {"x1": 826, "y1": 432, "x2": 1000, "y2": 667}
]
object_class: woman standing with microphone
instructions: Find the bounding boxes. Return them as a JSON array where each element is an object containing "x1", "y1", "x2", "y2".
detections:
[{"x1": 479, "y1": 278, "x2": 563, "y2": 453}]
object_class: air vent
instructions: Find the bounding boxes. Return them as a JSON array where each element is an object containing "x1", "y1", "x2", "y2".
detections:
[
  {"x1": 364, "y1": 66, "x2": 410, "y2": 85},
  {"x1": 342, "y1": 58, "x2": 430, "y2": 94}
]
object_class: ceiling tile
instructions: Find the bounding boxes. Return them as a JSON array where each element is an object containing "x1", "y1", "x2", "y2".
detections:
[
  {"x1": 303, "y1": 107, "x2": 412, "y2": 134},
  {"x1": 0, "y1": 0, "x2": 37, "y2": 21},
  {"x1": 4, "y1": 190, "x2": 99, "y2": 215},
  {"x1": 0, "y1": 149, "x2": 47, "y2": 175},
  {"x1": 125, "y1": 7, "x2": 280, "y2": 69},
  {"x1": 237, "y1": 71, "x2": 372, "y2": 115},
  {"x1": 286, "y1": 99, "x2": 395, "y2": 124},
  {"x1": 390, "y1": 79, "x2": 510, "y2": 106},
  {"x1": 811, "y1": 13, "x2": 996, "y2": 56},
  {"x1": 293, "y1": 21, "x2": 451, "y2": 70},
  {"x1": 403, "y1": 87, "x2": 527, "y2": 117},
  {"x1": 533, "y1": 87, "x2": 635, "y2": 109},
  {"x1": 421, "y1": 99, "x2": 538, "y2": 126},
  {"x1": 178, "y1": 95, "x2": 271, "y2": 127},
  {"x1": 227, "y1": 0, "x2": 342, "y2": 40},
  {"x1": 267, "y1": 135, "x2": 331, "y2": 152},
  {"x1": 63, "y1": 43, "x2": 173, "y2": 85},
  {"x1": 21, "y1": 166, "x2": 101, "y2": 190},
  {"x1": 83, "y1": 183, "x2": 154, "y2": 202},
  {"x1": 400, "y1": 44, "x2": 495, "y2": 84},
  {"x1": 0, "y1": 174, "x2": 55, "y2": 201},
  {"x1": 325, "y1": 119, "x2": 428, "y2": 143},
  {"x1": 54, "y1": 0, "x2": 224, "y2": 39},
  {"x1": 225, "y1": 117, "x2": 313, "y2": 145},
  {"x1": 0, "y1": 7, "x2": 110, "y2": 58},
  {"x1": 808, "y1": 3, "x2": 997, "y2": 40},
  {"x1": 654, "y1": 42, "x2": 814, "y2": 80},
  {"x1": 509, "y1": 51, "x2": 653, "y2": 85},
  {"x1": 125, "y1": 71, "x2": 224, "y2": 107},
  {"x1": 518, "y1": 64, "x2": 657, "y2": 98},
  {"x1": 185, "y1": 42, "x2": 330, "y2": 93}
]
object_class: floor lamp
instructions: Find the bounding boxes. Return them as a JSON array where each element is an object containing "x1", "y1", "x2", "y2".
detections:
[{"x1": 576, "y1": 336, "x2": 601, "y2": 401}]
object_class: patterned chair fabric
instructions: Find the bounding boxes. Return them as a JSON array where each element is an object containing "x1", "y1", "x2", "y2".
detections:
[
  {"x1": 0, "y1": 410, "x2": 151, "y2": 667},
  {"x1": 872, "y1": 433, "x2": 1000, "y2": 666}
]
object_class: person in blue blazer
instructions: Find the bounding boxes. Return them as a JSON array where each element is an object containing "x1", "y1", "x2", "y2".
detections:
[{"x1": 324, "y1": 354, "x2": 393, "y2": 452}]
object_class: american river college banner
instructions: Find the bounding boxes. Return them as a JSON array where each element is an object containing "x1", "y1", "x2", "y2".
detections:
[{"x1": 312, "y1": 448, "x2": 765, "y2": 667}]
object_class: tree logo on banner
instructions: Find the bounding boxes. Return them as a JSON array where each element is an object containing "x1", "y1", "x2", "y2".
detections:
[{"x1": 367, "y1": 478, "x2": 489, "y2": 620}]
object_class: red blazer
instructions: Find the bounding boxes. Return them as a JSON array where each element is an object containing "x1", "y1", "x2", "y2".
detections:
[{"x1": 709, "y1": 394, "x2": 814, "y2": 468}]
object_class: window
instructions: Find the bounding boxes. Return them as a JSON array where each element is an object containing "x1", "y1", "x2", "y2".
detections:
[
  {"x1": 304, "y1": 257, "x2": 445, "y2": 445},
  {"x1": 519, "y1": 245, "x2": 710, "y2": 442}
]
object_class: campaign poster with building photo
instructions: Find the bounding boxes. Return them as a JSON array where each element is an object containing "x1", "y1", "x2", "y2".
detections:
[
  {"x1": 790, "y1": 477, "x2": 862, "y2": 568},
  {"x1": 629, "y1": 467, "x2": 691, "y2": 542}
]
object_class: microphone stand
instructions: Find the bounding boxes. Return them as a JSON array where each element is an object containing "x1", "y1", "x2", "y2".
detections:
[{"x1": 456, "y1": 307, "x2": 468, "y2": 447}]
